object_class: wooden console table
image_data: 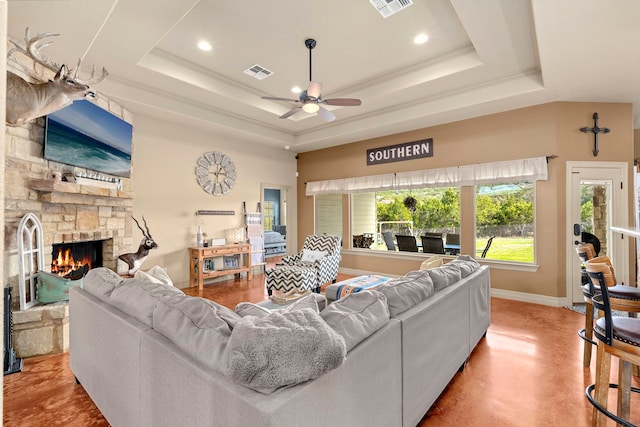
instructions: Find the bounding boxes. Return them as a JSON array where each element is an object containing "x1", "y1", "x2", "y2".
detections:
[{"x1": 188, "y1": 244, "x2": 252, "y2": 291}]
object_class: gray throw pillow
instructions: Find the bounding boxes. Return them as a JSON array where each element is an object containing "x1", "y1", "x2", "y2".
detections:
[
  {"x1": 235, "y1": 293, "x2": 323, "y2": 318},
  {"x1": 235, "y1": 301, "x2": 271, "y2": 318},
  {"x1": 428, "y1": 264, "x2": 463, "y2": 292},
  {"x1": 109, "y1": 278, "x2": 183, "y2": 326},
  {"x1": 375, "y1": 270, "x2": 435, "y2": 316},
  {"x1": 449, "y1": 255, "x2": 480, "y2": 277},
  {"x1": 225, "y1": 309, "x2": 346, "y2": 394},
  {"x1": 282, "y1": 293, "x2": 322, "y2": 312},
  {"x1": 153, "y1": 294, "x2": 240, "y2": 373},
  {"x1": 320, "y1": 290, "x2": 390, "y2": 351},
  {"x1": 83, "y1": 267, "x2": 124, "y2": 302}
]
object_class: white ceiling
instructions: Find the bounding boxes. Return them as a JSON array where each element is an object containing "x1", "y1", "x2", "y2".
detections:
[{"x1": 7, "y1": 0, "x2": 640, "y2": 153}]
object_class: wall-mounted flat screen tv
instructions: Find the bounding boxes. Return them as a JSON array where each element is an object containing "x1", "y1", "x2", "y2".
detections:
[{"x1": 45, "y1": 100, "x2": 133, "y2": 178}]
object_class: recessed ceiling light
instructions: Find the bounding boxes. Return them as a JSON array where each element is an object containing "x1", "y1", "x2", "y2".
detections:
[
  {"x1": 414, "y1": 34, "x2": 429, "y2": 45},
  {"x1": 197, "y1": 40, "x2": 212, "y2": 51},
  {"x1": 291, "y1": 86, "x2": 302, "y2": 94}
]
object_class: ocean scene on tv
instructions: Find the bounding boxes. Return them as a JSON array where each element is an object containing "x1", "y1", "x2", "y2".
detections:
[{"x1": 45, "y1": 100, "x2": 133, "y2": 178}]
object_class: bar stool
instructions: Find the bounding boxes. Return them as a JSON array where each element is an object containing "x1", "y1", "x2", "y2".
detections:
[
  {"x1": 586, "y1": 262, "x2": 640, "y2": 427},
  {"x1": 576, "y1": 243, "x2": 597, "y2": 367}
]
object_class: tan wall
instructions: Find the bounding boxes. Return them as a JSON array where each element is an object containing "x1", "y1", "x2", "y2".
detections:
[
  {"x1": 130, "y1": 116, "x2": 297, "y2": 287},
  {"x1": 296, "y1": 102, "x2": 635, "y2": 300}
]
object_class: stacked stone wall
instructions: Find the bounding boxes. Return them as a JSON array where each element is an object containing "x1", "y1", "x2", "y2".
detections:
[{"x1": 5, "y1": 48, "x2": 135, "y2": 357}]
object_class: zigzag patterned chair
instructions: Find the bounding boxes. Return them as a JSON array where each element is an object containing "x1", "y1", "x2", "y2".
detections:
[{"x1": 266, "y1": 234, "x2": 342, "y2": 296}]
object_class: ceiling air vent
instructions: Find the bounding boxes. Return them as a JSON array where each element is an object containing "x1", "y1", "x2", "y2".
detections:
[
  {"x1": 369, "y1": 0, "x2": 414, "y2": 18},
  {"x1": 243, "y1": 64, "x2": 273, "y2": 80}
]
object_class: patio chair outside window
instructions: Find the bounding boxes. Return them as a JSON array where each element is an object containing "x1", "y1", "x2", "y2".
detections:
[
  {"x1": 421, "y1": 236, "x2": 445, "y2": 254},
  {"x1": 396, "y1": 235, "x2": 418, "y2": 252}
]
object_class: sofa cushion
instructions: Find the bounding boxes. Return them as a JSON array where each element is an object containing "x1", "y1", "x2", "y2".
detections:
[
  {"x1": 449, "y1": 255, "x2": 480, "y2": 277},
  {"x1": 375, "y1": 270, "x2": 435, "y2": 316},
  {"x1": 235, "y1": 293, "x2": 323, "y2": 318},
  {"x1": 83, "y1": 267, "x2": 124, "y2": 303},
  {"x1": 153, "y1": 294, "x2": 241, "y2": 373},
  {"x1": 110, "y1": 279, "x2": 184, "y2": 326},
  {"x1": 428, "y1": 264, "x2": 463, "y2": 292},
  {"x1": 320, "y1": 290, "x2": 390, "y2": 352},
  {"x1": 225, "y1": 309, "x2": 347, "y2": 394}
]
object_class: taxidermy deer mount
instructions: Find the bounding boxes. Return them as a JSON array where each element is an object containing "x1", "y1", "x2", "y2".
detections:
[
  {"x1": 118, "y1": 216, "x2": 159, "y2": 275},
  {"x1": 6, "y1": 28, "x2": 108, "y2": 127}
]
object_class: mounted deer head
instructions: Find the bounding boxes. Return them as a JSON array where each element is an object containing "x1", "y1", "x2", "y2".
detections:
[
  {"x1": 117, "y1": 216, "x2": 159, "y2": 275},
  {"x1": 6, "y1": 28, "x2": 108, "y2": 127}
]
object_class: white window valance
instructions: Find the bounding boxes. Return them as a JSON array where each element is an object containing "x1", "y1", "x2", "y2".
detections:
[{"x1": 306, "y1": 156, "x2": 548, "y2": 196}]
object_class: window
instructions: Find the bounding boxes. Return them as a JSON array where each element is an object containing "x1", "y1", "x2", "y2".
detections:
[
  {"x1": 309, "y1": 157, "x2": 546, "y2": 257},
  {"x1": 351, "y1": 188, "x2": 460, "y2": 251},
  {"x1": 315, "y1": 194, "x2": 342, "y2": 237},
  {"x1": 475, "y1": 182, "x2": 534, "y2": 262}
]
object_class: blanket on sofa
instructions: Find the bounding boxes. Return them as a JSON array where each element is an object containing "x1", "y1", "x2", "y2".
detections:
[
  {"x1": 225, "y1": 309, "x2": 346, "y2": 394},
  {"x1": 333, "y1": 275, "x2": 392, "y2": 300}
]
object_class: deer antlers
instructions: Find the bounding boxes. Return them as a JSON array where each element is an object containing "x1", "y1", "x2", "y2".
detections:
[
  {"x1": 8, "y1": 27, "x2": 108, "y2": 85},
  {"x1": 132, "y1": 216, "x2": 154, "y2": 240}
]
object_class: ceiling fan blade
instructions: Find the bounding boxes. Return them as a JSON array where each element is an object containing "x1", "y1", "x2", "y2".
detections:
[
  {"x1": 323, "y1": 98, "x2": 362, "y2": 106},
  {"x1": 279, "y1": 106, "x2": 302, "y2": 119},
  {"x1": 262, "y1": 96, "x2": 300, "y2": 103},
  {"x1": 307, "y1": 81, "x2": 322, "y2": 99},
  {"x1": 316, "y1": 105, "x2": 336, "y2": 122}
]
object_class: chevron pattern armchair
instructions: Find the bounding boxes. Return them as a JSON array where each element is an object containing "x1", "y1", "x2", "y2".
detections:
[{"x1": 266, "y1": 234, "x2": 342, "y2": 296}]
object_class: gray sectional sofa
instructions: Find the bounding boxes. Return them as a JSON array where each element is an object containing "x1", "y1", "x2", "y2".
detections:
[{"x1": 69, "y1": 260, "x2": 490, "y2": 427}]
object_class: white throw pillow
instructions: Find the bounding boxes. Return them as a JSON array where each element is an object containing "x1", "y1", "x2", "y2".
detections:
[
  {"x1": 419, "y1": 255, "x2": 443, "y2": 270},
  {"x1": 300, "y1": 249, "x2": 328, "y2": 262},
  {"x1": 135, "y1": 265, "x2": 174, "y2": 286}
]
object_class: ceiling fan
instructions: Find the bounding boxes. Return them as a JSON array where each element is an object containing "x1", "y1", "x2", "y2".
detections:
[{"x1": 262, "y1": 38, "x2": 362, "y2": 122}]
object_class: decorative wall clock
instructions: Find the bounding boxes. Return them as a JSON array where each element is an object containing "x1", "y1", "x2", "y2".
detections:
[{"x1": 195, "y1": 151, "x2": 237, "y2": 195}]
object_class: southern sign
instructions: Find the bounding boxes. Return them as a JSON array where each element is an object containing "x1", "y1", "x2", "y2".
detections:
[{"x1": 367, "y1": 139, "x2": 433, "y2": 165}]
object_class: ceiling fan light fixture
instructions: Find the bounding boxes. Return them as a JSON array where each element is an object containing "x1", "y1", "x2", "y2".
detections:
[{"x1": 302, "y1": 102, "x2": 320, "y2": 114}]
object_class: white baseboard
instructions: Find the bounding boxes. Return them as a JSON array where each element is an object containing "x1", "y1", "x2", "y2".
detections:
[{"x1": 490, "y1": 288, "x2": 569, "y2": 307}]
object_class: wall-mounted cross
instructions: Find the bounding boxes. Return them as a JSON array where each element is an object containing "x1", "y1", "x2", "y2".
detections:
[{"x1": 580, "y1": 112, "x2": 610, "y2": 157}]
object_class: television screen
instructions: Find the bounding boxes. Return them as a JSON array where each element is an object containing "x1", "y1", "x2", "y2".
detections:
[{"x1": 44, "y1": 100, "x2": 133, "y2": 178}]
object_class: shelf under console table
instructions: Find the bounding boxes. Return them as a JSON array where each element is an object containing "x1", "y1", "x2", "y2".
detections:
[{"x1": 188, "y1": 244, "x2": 252, "y2": 291}]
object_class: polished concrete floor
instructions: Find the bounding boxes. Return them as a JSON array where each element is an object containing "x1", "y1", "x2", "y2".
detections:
[{"x1": 4, "y1": 269, "x2": 640, "y2": 426}]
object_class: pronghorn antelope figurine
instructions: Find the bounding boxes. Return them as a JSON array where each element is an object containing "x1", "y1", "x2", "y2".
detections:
[
  {"x1": 118, "y1": 216, "x2": 159, "y2": 275},
  {"x1": 6, "y1": 28, "x2": 108, "y2": 126}
]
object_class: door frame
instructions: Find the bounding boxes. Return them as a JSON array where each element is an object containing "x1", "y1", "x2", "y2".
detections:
[
  {"x1": 565, "y1": 161, "x2": 629, "y2": 304},
  {"x1": 261, "y1": 183, "x2": 291, "y2": 252}
]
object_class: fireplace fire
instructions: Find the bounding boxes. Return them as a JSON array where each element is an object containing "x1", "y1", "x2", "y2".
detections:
[{"x1": 51, "y1": 241, "x2": 103, "y2": 279}]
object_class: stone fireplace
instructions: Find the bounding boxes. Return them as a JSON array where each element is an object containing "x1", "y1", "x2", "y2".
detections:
[
  {"x1": 4, "y1": 49, "x2": 135, "y2": 357},
  {"x1": 4, "y1": 120, "x2": 134, "y2": 360},
  {"x1": 6, "y1": 175, "x2": 134, "y2": 357}
]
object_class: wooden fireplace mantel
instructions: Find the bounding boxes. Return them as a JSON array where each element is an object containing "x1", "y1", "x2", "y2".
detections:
[{"x1": 30, "y1": 179, "x2": 133, "y2": 201}]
